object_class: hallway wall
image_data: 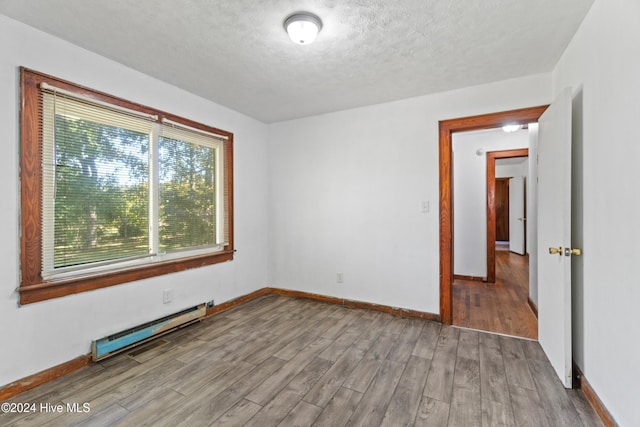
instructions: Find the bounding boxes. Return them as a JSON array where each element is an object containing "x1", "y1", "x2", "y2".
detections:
[{"x1": 452, "y1": 129, "x2": 528, "y2": 278}]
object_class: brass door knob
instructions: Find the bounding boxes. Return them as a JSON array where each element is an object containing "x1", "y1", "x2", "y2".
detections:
[
  {"x1": 570, "y1": 248, "x2": 582, "y2": 256},
  {"x1": 549, "y1": 246, "x2": 562, "y2": 255}
]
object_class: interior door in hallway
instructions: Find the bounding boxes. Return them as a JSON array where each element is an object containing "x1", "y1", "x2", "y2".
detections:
[
  {"x1": 509, "y1": 176, "x2": 526, "y2": 255},
  {"x1": 495, "y1": 178, "x2": 510, "y2": 241}
]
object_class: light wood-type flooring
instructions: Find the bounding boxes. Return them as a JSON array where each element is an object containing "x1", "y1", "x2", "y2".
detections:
[
  {"x1": 453, "y1": 245, "x2": 538, "y2": 339},
  {"x1": 2, "y1": 295, "x2": 601, "y2": 426}
]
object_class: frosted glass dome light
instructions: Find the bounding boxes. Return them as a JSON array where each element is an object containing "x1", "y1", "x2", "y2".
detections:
[
  {"x1": 502, "y1": 124, "x2": 523, "y2": 133},
  {"x1": 284, "y1": 13, "x2": 322, "y2": 45}
]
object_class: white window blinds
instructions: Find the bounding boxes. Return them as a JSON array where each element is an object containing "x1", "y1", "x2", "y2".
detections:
[
  {"x1": 159, "y1": 120, "x2": 228, "y2": 250},
  {"x1": 39, "y1": 84, "x2": 229, "y2": 279}
]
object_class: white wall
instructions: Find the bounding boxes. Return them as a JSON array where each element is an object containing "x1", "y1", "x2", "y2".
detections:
[
  {"x1": 269, "y1": 75, "x2": 551, "y2": 314},
  {"x1": 495, "y1": 158, "x2": 527, "y2": 178},
  {"x1": 0, "y1": 15, "x2": 270, "y2": 386},
  {"x1": 452, "y1": 129, "x2": 529, "y2": 277},
  {"x1": 552, "y1": 0, "x2": 640, "y2": 425}
]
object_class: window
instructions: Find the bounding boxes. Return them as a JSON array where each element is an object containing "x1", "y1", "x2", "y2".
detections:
[{"x1": 19, "y1": 68, "x2": 234, "y2": 304}]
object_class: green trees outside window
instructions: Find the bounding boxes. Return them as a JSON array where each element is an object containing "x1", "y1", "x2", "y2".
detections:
[
  {"x1": 53, "y1": 116, "x2": 150, "y2": 268},
  {"x1": 50, "y1": 114, "x2": 221, "y2": 271},
  {"x1": 159, "y1": 137, "x2": 217, "y2": 252}
]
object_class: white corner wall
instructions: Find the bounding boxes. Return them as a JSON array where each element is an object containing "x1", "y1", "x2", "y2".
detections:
[
  {"x1": 269, "y1": 75, "x2": 551, "y2": 315},
  {"x1": 452, "y1": 129, "x2": 528, "y2": 278},
  {"x1": 0, "y1": 15, "x2": 269, "y2": 387},
  {"x1": 552, "y1": 0, "x2": 640, "y2": 425}
]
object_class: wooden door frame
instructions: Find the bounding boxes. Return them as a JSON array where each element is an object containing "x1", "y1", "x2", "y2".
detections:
[
  {"x1": 439, "y1": 105, "x2": 548, "y2": 324},
  {"x1": 486, "y1": 149, "x2": 529, "y2": 283}
]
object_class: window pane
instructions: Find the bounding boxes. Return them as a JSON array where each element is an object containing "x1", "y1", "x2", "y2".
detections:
[
  {"x1": 159, "y1": 136, "x2": 216, "y2": 252},
  {"x1": 53, "y1": 115, "x2": 150, "y2": 268}
]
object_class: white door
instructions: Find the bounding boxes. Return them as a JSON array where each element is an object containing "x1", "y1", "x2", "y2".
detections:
[
  {"x1": 509, "y1": 176, "x2": 526, "y2": 255},
  {"x1": 537, "y1": 87, "x2": 574, "y2": 388}
]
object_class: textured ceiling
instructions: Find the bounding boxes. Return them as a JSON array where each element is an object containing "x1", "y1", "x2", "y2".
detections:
[{"x1": 0, "y1": 0, "x2": 594, "y2": 123}]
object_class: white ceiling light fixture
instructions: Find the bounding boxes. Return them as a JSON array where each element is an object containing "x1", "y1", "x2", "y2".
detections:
[
  {"x1": 284, "y1": 12, "x2": 322, "y2": 45},
  {"x1": 502, "y1": 124, "x2": 523, "y2": 133}
]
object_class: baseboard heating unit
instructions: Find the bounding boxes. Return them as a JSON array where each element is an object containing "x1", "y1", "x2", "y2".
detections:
[{"x1": 92, "y1": 303, "x2": 206, "y2": 361}]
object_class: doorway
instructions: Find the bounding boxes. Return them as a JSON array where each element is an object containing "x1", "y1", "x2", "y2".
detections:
[
  {"x1": 495, "y1": 177, "x2": 510, "y2": 242},
  {"x1": 486, "y1": 149, "x2": 529, "y2": 283},
  {"x1": 438, "y1": 105, "x2": 548, "y2": 330},
  {"x1": 452, "y1": 143, "x2": 535, "y2": 338}
]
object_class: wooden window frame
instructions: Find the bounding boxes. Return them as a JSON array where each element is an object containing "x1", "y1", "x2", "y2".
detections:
[{"x1": 19, "y1": 68, "x2": 234, "y2": 305}]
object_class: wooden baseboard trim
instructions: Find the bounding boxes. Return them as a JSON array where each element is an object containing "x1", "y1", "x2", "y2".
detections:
[
  {"x1": 0, "y1": 354, "x2": 91, "y2": 402},
  {"x1": 453, "y1": 274, "x2": 485, "y2": 282},
  {"x1": 205, "y1": 287, "x2": 273, "y2": 316},
  {"x1": 574, "y1": 364, "x2": 618, "y2": 426},
  {"x1": 527, "y1": 297, "x2": 538, "y2": 318},
  {"x1": 267, "y1": 288, "x2": 441, "y2": 322},
  {"x1": 2, "y1": 287, "x2": 439, "y2": 401}
]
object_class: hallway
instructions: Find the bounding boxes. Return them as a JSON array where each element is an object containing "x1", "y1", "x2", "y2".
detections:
[{"x1": 453, "y1": 246, "x2": 537, "y2": 339}]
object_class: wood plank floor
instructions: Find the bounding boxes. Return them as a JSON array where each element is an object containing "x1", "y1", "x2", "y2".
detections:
[
  {"x1": 2, "y1": 295, "x2": 601, "y2": 426},
  {"x1": 453, "y1": 245, "x2": 538, "y2": 339}
]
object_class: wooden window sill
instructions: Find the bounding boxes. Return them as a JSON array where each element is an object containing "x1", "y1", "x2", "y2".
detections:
[{"x1": 18, "y1": 250, "x2": 234, "y2": 305}]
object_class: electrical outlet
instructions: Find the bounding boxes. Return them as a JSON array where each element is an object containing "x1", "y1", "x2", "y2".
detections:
[
  {"x1": 162, "y1": 289, "x2": 173, "y2": 304},
  {"x1": 420, "y1": 200, "x2": 430, "y2": 213},
  {"x1": 336, "y1": 272, "x2": 344, "y2": 283}
]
